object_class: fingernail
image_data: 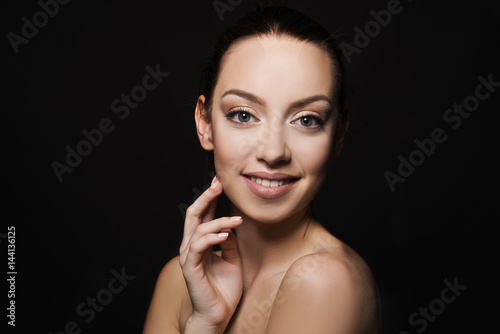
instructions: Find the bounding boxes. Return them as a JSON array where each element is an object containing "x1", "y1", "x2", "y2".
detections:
[
  {"x1": 230, "y1": 216, "x2": 242, "y2": 222},
  {"x1": 210, "y1": 176, "x2": 219, "y2": 189},
  {"x1": 218, "y1": 232, "x2": 229, "y2": 238}
]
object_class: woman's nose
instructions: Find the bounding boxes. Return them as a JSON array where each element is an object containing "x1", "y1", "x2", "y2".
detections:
[{"x1": 254, "y1": 121, "x2": 291, "y2": 166}]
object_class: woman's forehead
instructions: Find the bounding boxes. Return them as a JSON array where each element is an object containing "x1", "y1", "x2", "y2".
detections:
[{"x1": 215, "y1": 36, "x2": 336, "y2": 104}]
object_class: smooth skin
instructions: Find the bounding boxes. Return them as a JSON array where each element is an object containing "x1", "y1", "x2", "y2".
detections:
[{"x1": 143, "y1": 36, "x2": 381, "y2": 334}]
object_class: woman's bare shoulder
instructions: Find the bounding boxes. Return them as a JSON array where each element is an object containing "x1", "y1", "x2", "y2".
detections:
[
  {"x1": 143, "y1": 255, "x2": 191, "y2": 334},
  {"x1": 290, "y1": 240, "x2": 380, "y2": 306},
  {"x1": 265, "y1": 227, "x2": 381, "y2": 333},
  {"x1": 308, "y1": 223, "x2": 376, "y2": 283},
  {"x1": 289, "y1": 233, "x2": 378, "y2": 300}
]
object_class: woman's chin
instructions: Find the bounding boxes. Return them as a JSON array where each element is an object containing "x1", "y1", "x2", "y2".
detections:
[{"x1": 232, "y1": 201, "x2": 309, "y2": 225}]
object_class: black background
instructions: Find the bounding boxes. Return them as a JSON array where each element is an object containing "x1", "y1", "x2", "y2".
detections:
[{"x1": 3, "y1": 0, "x2": 499, "y2": 333}]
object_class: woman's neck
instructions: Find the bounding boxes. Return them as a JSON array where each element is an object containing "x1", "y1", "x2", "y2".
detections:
[{"x1": 230, "y1": 204, "x2": 318, "y2": 287}]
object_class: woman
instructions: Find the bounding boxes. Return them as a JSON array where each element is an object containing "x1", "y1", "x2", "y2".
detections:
[{"x1": 144, "y1": 5, "x2": 381, "y2": 334}]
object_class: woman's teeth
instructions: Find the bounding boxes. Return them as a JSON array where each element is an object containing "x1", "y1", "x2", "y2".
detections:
[{"x1": 249, "y1": 176, "x2": 293, "y2": 187}]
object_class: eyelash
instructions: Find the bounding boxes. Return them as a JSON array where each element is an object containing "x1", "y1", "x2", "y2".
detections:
[
  {"x1": 225, "y1": 108, "x2": 326, "y2": 130},
  {"x1": 295, "y1": 113, "x2": 325, "y2": 129},
  {"x1": 225, "y1": 108, "x2": 258, "y2": 125}
]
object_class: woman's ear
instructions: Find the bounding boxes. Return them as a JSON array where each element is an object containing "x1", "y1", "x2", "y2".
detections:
[{"x1": 195, "y1": 95, "x2": 214, "y2": 151}]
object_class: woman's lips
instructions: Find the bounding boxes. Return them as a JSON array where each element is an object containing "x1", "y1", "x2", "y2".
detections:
[{"x1": 242, "y1": 175, "x2": 299, "y2": 199}]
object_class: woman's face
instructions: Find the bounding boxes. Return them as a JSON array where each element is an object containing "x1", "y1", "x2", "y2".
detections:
[{"x1": 198, "y1": 35, "x2": 338, "y2": 223}]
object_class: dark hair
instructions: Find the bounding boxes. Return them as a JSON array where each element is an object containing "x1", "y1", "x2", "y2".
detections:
[{"x1": 198, "y1": 5, "x2": 349, "y2": 177}]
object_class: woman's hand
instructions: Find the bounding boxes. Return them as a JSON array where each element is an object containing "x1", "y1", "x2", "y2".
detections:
[{"x1": 179, "y1": 176, "x2": 243, "y2": 333}]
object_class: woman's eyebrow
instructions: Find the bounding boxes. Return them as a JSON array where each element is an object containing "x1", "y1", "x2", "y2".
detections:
[
  {"x1": 221, "y1": 89, "x2": 332, "y2": 109},
  {"x1": 290, "y1": 95, "x2": 332, "y2": 110},
  {"x1": 221, "y1": 89, "x2": 265, "y2": 106}
]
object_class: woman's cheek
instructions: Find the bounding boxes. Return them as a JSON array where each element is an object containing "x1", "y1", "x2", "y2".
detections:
[
  {"x1": 213, "y1": 128, "x2": 249, "y2": 186},
  {"x1": 292, "y1": 134, "x2": 331, "y2": 172}
]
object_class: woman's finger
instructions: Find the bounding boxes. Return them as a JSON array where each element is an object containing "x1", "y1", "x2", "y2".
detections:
[
  {"x1": 219, "y1": 229, "x2": 240, "y2": 263},
  {"x1": 181, "y1": 231, "x2": 231, "y2": 274},
  {"x1": 191, "y1": 216, "x2": 242, "y2": 241},
  {"x1": 200, "y1": 176, "x2": 221, "y2": 224},
  {"x1": 180, "y1": 216, "x2": 242, "y2": 266},
  {"x1": 201, "y1": 194, "x2": 219, "y2": 226},
  {"x1": 180, "y1": 177, "x2": 222, "y2": 253}
]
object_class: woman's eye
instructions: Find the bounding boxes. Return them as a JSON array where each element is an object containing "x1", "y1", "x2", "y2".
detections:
[
  {"x1": 227, "y1": 110, "x2": 256, "y2": 124},
  {"x1": 236, "y1": 112, "x2": 252, "y2": 123},
  {"x1": 293, "y1": 115, "x2": 324, "y2": 128}
]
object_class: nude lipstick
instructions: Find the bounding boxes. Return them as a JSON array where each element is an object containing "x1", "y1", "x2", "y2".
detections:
[{"x1": 242, "y1": 172, "x2": 300, "y2": 199}]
